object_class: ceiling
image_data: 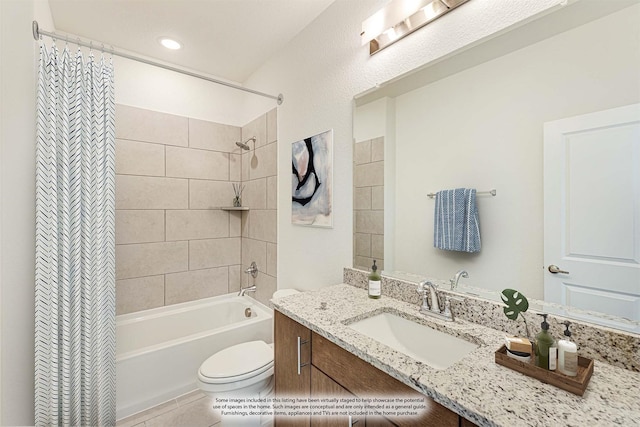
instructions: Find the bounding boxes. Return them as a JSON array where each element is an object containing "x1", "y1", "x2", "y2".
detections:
[{"x1": 48, "y1": 0, "x2": 336, "y2": 83}]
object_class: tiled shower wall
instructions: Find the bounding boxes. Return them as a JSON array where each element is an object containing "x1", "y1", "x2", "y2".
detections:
[
  {"x1": 240, "y1": 111, "x2": 278, "y2": 305},
  {"x1": 114, "y1": 105, "x2": 277, "y2": 314},
  {"x1": 354, "y1": 137, "x2": 384, "y2": 271}
]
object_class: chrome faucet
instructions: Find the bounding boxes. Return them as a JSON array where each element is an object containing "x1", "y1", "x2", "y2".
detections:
[
  {"x1": 238, "y1": 285, "x2": 257, "y2": 296},
  {"x1": 417, "y1": 280, "x2": 440, "y2": 312},
  {"x1": 417, "y1": 280, "x2": 463, "y2": 321},
  {"x1": 245, "y1": 261, "x2": 258, "y2": 278},
  {"x1": 450, "y1": 270, "x2": 468, "y2": 290},
  {"x1": 238, "y1": 261, "x2": 259, "y2": 296}
]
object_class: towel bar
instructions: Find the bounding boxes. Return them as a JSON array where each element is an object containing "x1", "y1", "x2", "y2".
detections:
[{"x1": 427, "y1": 189, "x2": 496, "y2": 198}]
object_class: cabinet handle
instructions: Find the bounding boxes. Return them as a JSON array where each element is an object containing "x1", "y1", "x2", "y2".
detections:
[
  {"x1": 297, "y1": 336, "x2": 309, "y2": 375},
  {"x1": 348, "y1": 415, "x2": 360, "y2": 426}
]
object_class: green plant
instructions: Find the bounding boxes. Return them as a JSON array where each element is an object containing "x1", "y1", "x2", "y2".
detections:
[{"x1": 501, "y1": 288, "x2": 531, "y2": 339}]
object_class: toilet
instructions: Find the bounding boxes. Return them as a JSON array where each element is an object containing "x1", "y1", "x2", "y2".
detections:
[
  {"x1": 197, "y1": 340, "x2": 275, "y2": 399},
  {"x1": 197, "y1": 289, "x2": 299, "y2": 425}
]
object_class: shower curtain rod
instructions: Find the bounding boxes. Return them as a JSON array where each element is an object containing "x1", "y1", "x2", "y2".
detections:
[{"x1": 31, "y1": 21, "x2": 284, "y2": 105}]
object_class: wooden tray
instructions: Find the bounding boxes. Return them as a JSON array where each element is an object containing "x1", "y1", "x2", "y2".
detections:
[{"x1": 494, "y1": 345, "x2": 594, "y2": 396}]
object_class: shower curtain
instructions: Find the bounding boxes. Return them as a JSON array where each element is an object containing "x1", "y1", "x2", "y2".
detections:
[{"x1": 35, "y1": 44, "x2": 116, "y2": 426}]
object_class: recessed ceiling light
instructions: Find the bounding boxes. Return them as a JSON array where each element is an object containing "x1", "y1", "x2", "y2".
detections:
[{"x1": 158, "y1": 37, "x2": 181, "y2": 50}]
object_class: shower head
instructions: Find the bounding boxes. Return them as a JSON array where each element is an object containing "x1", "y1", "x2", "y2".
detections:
[{"x1": 235, "y1": 137, "x2": 256, "y2": 151}]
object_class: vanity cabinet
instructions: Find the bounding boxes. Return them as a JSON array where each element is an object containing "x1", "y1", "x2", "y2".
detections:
[
  {"x1": 274, "y1": 311, "x2": 477, "y2": 427},
  {"x1": 274, "y1": 311, "x2": 311, "y2": 426}
]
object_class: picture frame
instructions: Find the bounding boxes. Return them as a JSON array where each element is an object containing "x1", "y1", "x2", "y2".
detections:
[{"x1": 291, "y1": 129, "x2": 333, "y2": 227}]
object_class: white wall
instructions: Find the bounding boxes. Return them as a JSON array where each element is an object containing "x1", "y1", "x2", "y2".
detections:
[
  {"x1": 392, "y1": 5, "x2": 640, "y2": 299},
  {"x1": 244, "y1": 0, "x2": 563, "y2": 291},
  {"x1": 114, "y1": 57, "x2": 258, "y2": 125}
]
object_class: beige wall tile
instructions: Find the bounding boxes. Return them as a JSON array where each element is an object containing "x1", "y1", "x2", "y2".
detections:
[
  {"x1": 355, "y1": 257, "x2": 384, "y2": 272},
  {"x1": 166, "y1": 146, "x2": 229, "y2": 180},
  {"x1": 371, "y1": 185, "x2": 384, "y2": 210},
  {"x1": 116, "y1": 241, "x2": 188, "y2": 280},
  {"x1": 354, "y1": 187, "x2": 372, "y2": 210},
  {"x1": 253, "y1": 273, "x2": 276, "y2": 307},
  {"x1": 116, "y1": 175, "x2": 188, "y2": 210},
  {"x1": 354, "y1": 140, "x2": 371, "y2": 165},
  {"x1": 354, "y1": 162, "x2": 384, "y2": 188},
  {"x1": 244, "y1": 178, "x2": 266, "y2": 210},
  {"x1": 355, "y1": 233, "x2": 371, "y2": 257},
  {"x1": 250, "y1": 141, "x2": 277, "y2": 180},
  {"x1": 189, "y1": 180, "x2": 235, "y2": 209},
  {"x1": 242, "y1": 114, "x2": 267, "y2": 148},
  {"x1": 241, "y1": 151, "x2": 250, "y2": 182},
  {"x1": 189, "y1": 238, "x2": 241, "y2": 270},
  {"x1": 267, "y1": 108, "x2": 277, "y2": 144},
  {"x1": 229, "y1": 211, "x2": 241, "y2": 237},
  {"x1": 371, "y1": 137, "x2": 384, "y2": 162},
  {"x1": 229, "y1": 265, "x2": 242, "y2": 294},
  {"x1": 249, "y1": 210, "x2": 277, "y2": 243},
  {"x1": 266, "y1": 176, "x2": 277, "y2": 210},
  {"x1": 116, "y1": 210, "x2": 164, "y2": 244},
  {"x1": 371, "y1": 234, "x2": 384, "y2": 259},
  {"x1": 266, "y1": 243, "x2": 277, "y2": 277},
  {"x1": 116, "y1": 104, "x2": 187, "y2": 146},
  {"x1": 188, "y1": 118, "x2": 240, "y2": 152},
  {"x1": 116, "y1": 275, "x2": 165, "y2": 315},
  {"x1": 165, "y1": 267, "x2": 229, "y2": 305},
  {"x1": 166, "y1": 210, "x2": 229, "y2": 241},
  {"x1": 241, "y1": 238, "x2": 266, "y2": 275},
  {"x1": 355, "y1": 210, "x2": 384, "y2": 234},
  {"x1": 115, "y1": 139, "x2": 165, "y2": 176},
  {"x1": 230, "y1": 153, "x2": 241, "y2": 182},
  {"x1": 354, "y1": 256, "x2": 373, "y2": 271},
  {"x1": 241, "y1": 211, "x2": 250, "y2": 238}
]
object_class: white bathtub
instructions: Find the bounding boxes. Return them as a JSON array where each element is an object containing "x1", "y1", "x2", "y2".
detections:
[{"x1": 115, "y1": 293, "x2": 273, "y2": 420}]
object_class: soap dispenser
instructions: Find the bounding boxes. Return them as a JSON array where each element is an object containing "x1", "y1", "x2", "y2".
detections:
[
  {"x1": 535, "y1": 314, "x2": 555, "y2": 370},
  {"x1": 558, "y1": 321, "x2": 578, "y2": 376},
  {"x1": 368, "y1": 260, "x2": 381, "y2": 299}
]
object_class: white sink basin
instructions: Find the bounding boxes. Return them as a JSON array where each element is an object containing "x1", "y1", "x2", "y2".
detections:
[{"x1": 348, "y1": 312, "x2": 478, "y2": 370}]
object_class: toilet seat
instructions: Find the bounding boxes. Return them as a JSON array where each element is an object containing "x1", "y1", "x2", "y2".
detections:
[{"x1": 198, "y1": 340, "x2": 274, "y2": 385}]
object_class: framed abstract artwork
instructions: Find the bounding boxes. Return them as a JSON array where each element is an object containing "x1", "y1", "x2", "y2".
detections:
[{"x1": 291, "y1": 129, "x2": 333, "y2": 227}]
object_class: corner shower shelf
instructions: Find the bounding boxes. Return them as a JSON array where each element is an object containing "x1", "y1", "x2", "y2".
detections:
[{"x1": 220, "y1": 207, "x2": 249, "y2": 211}]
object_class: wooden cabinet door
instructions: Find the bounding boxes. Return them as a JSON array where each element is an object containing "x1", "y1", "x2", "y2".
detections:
[
  {"x1": 312, "y1": 332, "x2": 458, "y2": 427},
  {"x1": 310, "y1": 365, "x2": 357, "y2": 427},
  {"x1": 274, "y1": 311, "x2": 311, "y2": 427}
]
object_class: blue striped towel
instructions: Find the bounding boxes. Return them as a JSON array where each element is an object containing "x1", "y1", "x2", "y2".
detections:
[{"x1": 433, "y1": 188, "x2": 481, "y2": 253}]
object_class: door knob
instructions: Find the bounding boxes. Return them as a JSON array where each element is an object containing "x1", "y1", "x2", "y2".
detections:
[{"x1": 548, "y1": 265, "x2": 569, "y2": 274}]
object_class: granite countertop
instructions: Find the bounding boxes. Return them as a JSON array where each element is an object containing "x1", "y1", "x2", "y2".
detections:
[{"x1": 271, "y1": 284, "x2": 640, "y2": 427}]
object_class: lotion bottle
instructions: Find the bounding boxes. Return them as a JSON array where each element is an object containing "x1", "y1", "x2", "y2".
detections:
[
  {"x1": 368, "y1": 260, "x2": 381, "y2": 299},
  {"x1": 558, "y1": 321, "x2": 578, "y2": 376}
]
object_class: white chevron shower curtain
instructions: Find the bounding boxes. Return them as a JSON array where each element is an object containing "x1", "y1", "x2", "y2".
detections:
[{"x1": 35, "y1": 45, "x2": 116, "y2": 426}]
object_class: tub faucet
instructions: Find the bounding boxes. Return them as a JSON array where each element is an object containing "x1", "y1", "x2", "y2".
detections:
[
  {"x1": 244, "y1": 261, "x2": 258, "y2": 278},
  {"x1": 450, "y1": 270, "x2": 469, "y2": 290},
  {"x1": 238, "y1": 285, "x2": 257, "y2": 296}
]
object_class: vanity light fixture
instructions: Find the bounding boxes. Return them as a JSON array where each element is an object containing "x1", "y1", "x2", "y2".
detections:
[
  {"x1": 158, "y1": 37, "x2": 182, "y2": 50},
  {"x1": 361, "y1": 0, "x2": 471, "y2": 55}
]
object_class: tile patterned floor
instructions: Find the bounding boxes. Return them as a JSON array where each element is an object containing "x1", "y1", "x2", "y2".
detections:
[{"x1": 116, "y1": 390, "x2": 221, "y2": 427}]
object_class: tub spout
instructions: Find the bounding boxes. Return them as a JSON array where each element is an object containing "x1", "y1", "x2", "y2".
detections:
[{"x1": 238, "y1": 285, "x2": 257, "y2": 296}]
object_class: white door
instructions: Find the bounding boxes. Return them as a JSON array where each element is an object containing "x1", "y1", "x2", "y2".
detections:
[{"x1": 544, "y1": 103, "x2": 640, "y2": 326}]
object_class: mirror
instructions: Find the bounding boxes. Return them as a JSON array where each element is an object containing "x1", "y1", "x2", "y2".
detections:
[{"x1": 353, "y1": 0, "x2": 640, "y2": 332}]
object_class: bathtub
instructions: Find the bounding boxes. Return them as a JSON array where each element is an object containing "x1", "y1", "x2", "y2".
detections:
[{"x1": 115, "y1": 293, "x2": 273, "y2": 420}]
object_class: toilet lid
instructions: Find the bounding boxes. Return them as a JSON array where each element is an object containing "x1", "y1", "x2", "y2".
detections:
[{"x1": 200, "y1": 340, "x2": 273, "y2": 380}]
